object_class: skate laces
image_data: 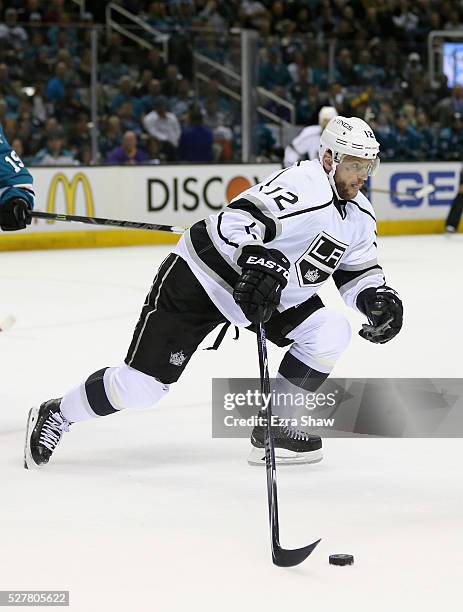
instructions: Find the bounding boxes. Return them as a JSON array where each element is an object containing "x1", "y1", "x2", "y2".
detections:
[
  {"x1": 281, "y1": 425, "x2": 311, "y2": 441},
  {"x1": 39, "y1": 411, "x2": 70, "y2": 452}
]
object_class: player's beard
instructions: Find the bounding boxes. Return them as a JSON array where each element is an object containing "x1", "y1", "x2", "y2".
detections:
[{"x1": 335, "y1": 179, "x2": 360, "y2": 200}]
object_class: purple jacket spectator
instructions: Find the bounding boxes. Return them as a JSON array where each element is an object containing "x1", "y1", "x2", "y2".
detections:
[
  {"x1": 107, "y1": 131, "x2": 150, "y2": 164},
  {"x1": 179, "y1": 108, "x2": 213, "y2": 162}
]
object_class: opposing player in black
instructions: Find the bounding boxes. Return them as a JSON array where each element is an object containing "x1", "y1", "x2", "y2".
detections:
[{"x1": 24, "y1": 116, "x2": 403, "y2": 469}]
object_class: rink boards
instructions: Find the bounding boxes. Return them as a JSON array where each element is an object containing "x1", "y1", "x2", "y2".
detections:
[{"x1": 0, "y1": 161, "x2": 460, "y2": 250}]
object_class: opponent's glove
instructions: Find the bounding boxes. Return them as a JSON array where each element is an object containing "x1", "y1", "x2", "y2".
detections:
[
  {"x1": 357, "y1": 285, "x2": 403, "y2": 344},
  {"x1": 233, "y1": 245, "x2": 290, "y2": 324},
  {"x1": 0, "y1": 198, "x2": 32, "y2": 231}
]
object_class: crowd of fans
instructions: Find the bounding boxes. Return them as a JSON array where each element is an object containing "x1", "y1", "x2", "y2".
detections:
[{"x1": 0, "y1": 0, "x2": 462, "y2": 165}]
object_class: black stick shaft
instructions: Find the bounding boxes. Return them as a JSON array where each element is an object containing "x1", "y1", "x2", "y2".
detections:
[
  {"x1": 257, "y1": 323, "x2": 281, "y2": 552},
  {"x1": 30, "y1": 211, "x2": 186, "y2": 235}
]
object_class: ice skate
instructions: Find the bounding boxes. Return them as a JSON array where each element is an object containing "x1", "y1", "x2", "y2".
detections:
[
  {"x1": 248, "y1": 422, "x2": 323, "y2": 466},
  {"x1": 24, "y1": 398, "x2": 70, "y2": 469}
]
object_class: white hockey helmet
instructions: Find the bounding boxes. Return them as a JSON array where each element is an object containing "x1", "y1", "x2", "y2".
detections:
[
  {"x1": 318, "y1": 106, "x2": 337, "y2": 126},
  {"x1": 319, "y1": 116, "x2": 380, "y2": 198},
  {"x1": 319, "y1": 115, "x2": 380, "y2": 173}
]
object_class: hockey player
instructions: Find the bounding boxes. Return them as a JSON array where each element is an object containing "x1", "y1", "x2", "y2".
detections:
[
  {"x1": 0, "y1": 124, "x2": 34, "y2": 231},
  {"x1": 283, "y1": 106, "x2": 337, "y2": 167},
  {"x1": 444, "y1": 170, "x2": 463, "y2": 233},
  {"x1": 24, "y1": 116, "x2": 403, "y2": 469}
]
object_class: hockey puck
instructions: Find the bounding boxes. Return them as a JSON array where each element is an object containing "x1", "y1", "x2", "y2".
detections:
[{"x1": 329, "y1": 554, "x2": 354, "y2": 566}]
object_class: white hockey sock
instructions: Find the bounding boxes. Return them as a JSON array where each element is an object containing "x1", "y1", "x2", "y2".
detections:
[{"x1": 60, "y1": 364, "x2": 169, "y2": 423}]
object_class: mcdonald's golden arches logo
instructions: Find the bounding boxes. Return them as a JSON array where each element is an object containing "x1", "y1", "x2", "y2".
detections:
[{"x1": 46, "y1": 172, "x2": 94, "y2": 221}]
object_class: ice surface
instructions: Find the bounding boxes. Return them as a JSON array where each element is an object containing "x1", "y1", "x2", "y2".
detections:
[{"x1": 1, "y1": 235, "x2": 462, "y2": 611}]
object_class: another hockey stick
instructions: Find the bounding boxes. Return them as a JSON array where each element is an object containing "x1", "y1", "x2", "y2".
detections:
[
  {"x1": 29, "y1": 211, "x2": 186, "y2": 235},
  {"x1": 256, "y1": 322, "x2": 321, "y2": 567},
  {"x1": 370, "y1": 185, "x2": 435, "y2": 199}
]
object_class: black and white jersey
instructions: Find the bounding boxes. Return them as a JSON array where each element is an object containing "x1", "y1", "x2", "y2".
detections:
[
  {"x1": 283, "y1": 124, "x2": 321, "y2": 167},
  {"x1": 174, "y1": 160, "x2": 385, "y2": 326}
]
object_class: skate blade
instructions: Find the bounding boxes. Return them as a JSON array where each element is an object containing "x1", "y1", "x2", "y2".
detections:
[
  {"x1": 247, "y1": 445, "x2": 323, "y2": 466},
  {"x1": 24, "y1": 406, "x2": 40, "y2": 470}
]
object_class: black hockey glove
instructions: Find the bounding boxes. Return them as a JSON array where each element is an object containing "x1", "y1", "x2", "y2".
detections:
[
  {"x1": 0, "y1": 198, "x2": 32, "y2": 231},
  {"x1": 233, "y1": 245, "x2": 290, "y2": 324},
  {"x1": 357, "y1": 285, "x2": 403, "y2": 344}
]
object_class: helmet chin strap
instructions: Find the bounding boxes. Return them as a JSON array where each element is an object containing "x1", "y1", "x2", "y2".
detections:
[
  {"x1": 328, "y1": 167, "x2": 342, "y2": 200},
  {"x1": 323, "y1": 158, "x2": 343, "y2": 199}
]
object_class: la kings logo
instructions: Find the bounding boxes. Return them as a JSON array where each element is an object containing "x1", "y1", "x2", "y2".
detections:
[{"x1": 296, "y1": 232, "x2": 348, "y2": 286}]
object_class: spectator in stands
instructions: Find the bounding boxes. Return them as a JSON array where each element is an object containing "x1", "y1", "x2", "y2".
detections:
[
  {"x1": 145, "y1": 1, "x2": 172, "y2": 32},
  {"x1": 437, "y1": 113, "x2": 463, "y2": 161},
  {"x1": 239, "y1": 0, "x2": 267, "y2": 29},
  {"x1": 443, "y1": 9, "x2": 463, "y2": 31},
  {"x1": 170, "y1": 78, "x2": 194, "y2": 122},
  {"x1": 296, "y1": 84, "x2": 324, "y2": 125},
  {"x1": 110, "y1": 76, "x2": 143, "y2": 119},
  {"x1": 135, "y1": 69, "x2": 154, "y2": 97},
  {"x1": 179, "y1": 106, "x2": 213, "y2": 162},
  {"x1": 0, "y1": 63, "x2": 18, "y2": 100},
  {"x1": 312, "y1": 50, "x2": 330, "y2": 90},
  {"x1": 140, "y1": 78, "x2": 162, "y2": 114},
  {"x1": 336, "y1": 48, "x2": 356, "y2": 87},
  {"x1": 290, "y1": 65, "x2": 313, "y2": 104},
  {"x1": 101, "y1": 52, "x2": 129, "y2": 87},
  {"x1": 143, "y1": 96, "x2": 181, "y2": 161},
  {"x1": 415, "y1": 109, "x2": 436, "y2": 158},
  {"x1": 162, "y1": 64, "x2": 182, "y2": 98},
  {"x1": 140, "y1": 47, "x2": 166, "y2": 81},
  {"x1": 392, "y1": 1, "x2": 420, "y2": 44},
  {"x1": 435, "y1": 85, "x2": 463, "y2": 127},
  {"x1": 56, "y1": 85, "x2": 85, "y2": 125},
  {"x1": 100, "y1": 115, "x2": 123, "y2": 159},
  {"x1": 67, "y1": 112, "x2": 91, "y2": 156},
  {"x1": 259, "y1": 49, "x2": 291, "y2": 90},
  {"x1": 77, "y1": 48, "x2": 92, "y2": 85},
  {"x1": 402, "y1": 52, "x2": 424, "y2": 84},
  {"x1": 18, "y1": 0, "x2": 44, "y2": 23},
  {"x1": 287, "y1": 49, "x2": 309, "y2": 85},
  {"x1": 0, "y1": 8, "x2": 28, "y2": 51},
  {"x1": 46, "y1": 62, "x2": 69, "y2": 104},
  {"x1": 33, "y1": 133, "x2": 77, "y2": 165},
  {"x1": 197, "y1": 0, "x2": 226, "y2": 30},
  {"x1": 390, "y1": 115, "x2": 421, "y2": 160},
  {"x1": 354, "y1": 50, "x2": 385, "y2": 87},
  {"x1": 117, "y1": 101, "x2": 141, "y2": 134},
  {"x1": 3, "y1": 117, "x2": 17, "y2": 142},
  {"x1": 195, "y1": 31, "x2": 225, "y2": 64},
  {"x1": 11, "y1": 136, "x2": 26, "y2": 160},
  {"x1": 106, "y1": 130, "x2": 150, "y2": 164},
  {"x1": 200, "y1": 78, "x2": 233, "y2": 123},
  {"x1": 29, "y1": 81, "x2": 48, "y2": 125}
]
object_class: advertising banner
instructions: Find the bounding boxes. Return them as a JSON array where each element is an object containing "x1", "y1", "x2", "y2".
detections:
[
  {"x1": 27, "y1": 164, "x2": 280, "y2": 233},
  {"x1": 369, "y1": 161, "x2": 460, "y2": 229},
  {"x1": 0, "y1": 161, "x2": 459, "y2": 250}
]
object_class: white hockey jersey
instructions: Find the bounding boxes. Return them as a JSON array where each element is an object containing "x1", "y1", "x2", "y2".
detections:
[
  {"x1": 174, "y1": 160, "x2": 385, "y2": 326},
  {"x1": 283, "y1": 124, "x2": 321, "y2": 167}
]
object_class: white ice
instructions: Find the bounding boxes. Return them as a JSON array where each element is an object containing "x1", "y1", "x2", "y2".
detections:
[{"x1": 1, "y1": 234, "x2": 462, "y2": 612}]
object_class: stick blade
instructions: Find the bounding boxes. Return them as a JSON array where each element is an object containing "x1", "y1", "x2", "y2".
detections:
[
  {"x1": 272, "y1": 538, "x2": 321, "y2": 567},
  {"x1": 414, "y1": 185, "x2": 435, "y2": 198}
]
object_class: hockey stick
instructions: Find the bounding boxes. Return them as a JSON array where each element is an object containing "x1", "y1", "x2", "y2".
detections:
[
  {"x1": 370, "y1": 185, "x2": 435, "y2": 199},
  {"x1": 256, "y1": 322, "x2": 321, "y2": 567},
  {"x1": 29, "y1": 211, "x2": 186, "y2": 234}
]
